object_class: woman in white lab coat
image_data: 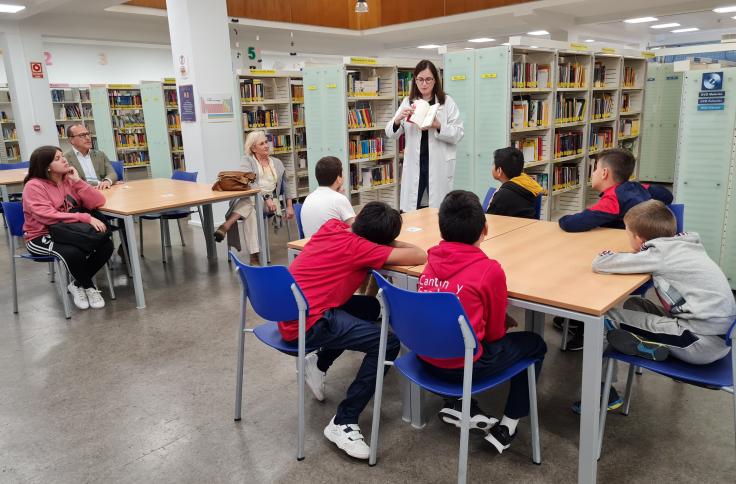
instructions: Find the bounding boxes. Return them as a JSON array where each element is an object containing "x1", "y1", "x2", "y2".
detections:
[{"x1": 385, "y1": 59, "x2": 464, "y2": 212}]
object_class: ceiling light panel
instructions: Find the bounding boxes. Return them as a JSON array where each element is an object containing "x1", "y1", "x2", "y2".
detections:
[
  {"x1": 651, "y1": 23, "x2": 680, "y2": 29},
  {"x1": 671, "y1": 27, "x2": 699, "y2": 33},
  {"x1": 527, "y1": 30, "x2": 549, "y2": 36},
  {"x1": 0, "y1": 4, "x2": 25, "y2": 13},
  {"x1": 468, "y1": 37, "x2": 495, "y2": 43},
  {"x1": 417, "y1": 44, "x2": 440, "y2": 49},
  {"x1": 624, "y1": 17, "x2": 658, "y2": 24},
  {"x1": 714, "y1": 6, "x2": 736, "y2": 13}
]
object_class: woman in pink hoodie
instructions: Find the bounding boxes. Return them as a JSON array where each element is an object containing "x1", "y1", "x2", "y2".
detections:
[{"x1": 22, "y1": 146, "x2": 114, "y2": 310}]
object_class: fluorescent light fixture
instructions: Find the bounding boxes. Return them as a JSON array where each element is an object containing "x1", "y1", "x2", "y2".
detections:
[
  {"x1": 714, "y1": 6, "x2": 736, "y2": 13},
  {"x1": 527, "y1": 30, "x2": 549, "y2": 36},
  {"x1": 417, "y1": 44, "x2": 440, "y2": 49},
  {"x1": 468, "y1": 37, "x2": 495, "y2": 43},
  {"x1": 584, "y1": 39, "x2": 595, "y2": 43},
  {"x1": 651, "y1": 23, "x2": 680, "y2": 29},
  {"x1": 501, "y1": 42, "x2": 510, "y2": 46},
  {"x1": 624, "y1": 17, "x2": 658, "y2": 24},
  {"x1": 671, "y1": 27, "x2": 699, "y2": 33},
  {"x1": 0, "y1": 4, "x2": 26, "y2": 13},
  {"x1": 355, "y1": 1, "x2": 368, "y2": 13}
]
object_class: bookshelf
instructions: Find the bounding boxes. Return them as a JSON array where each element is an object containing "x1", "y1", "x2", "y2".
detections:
[
  {"x1": 303, "y1": 61, "x2": 399, "y2": 211},
  {"x1": 445, "y1": 42, "x2": 648, "y2": 221},
  {"x1": 50, "y1": 85, "x2": 97, "y2": 153},
  {"x1": 0, "y1": 85, "x2": 20, "y2": 163},
  {"x1": 238, "y1": 70, "x2": 304, "y2": 199},
  {"x1": 105, "y1": 84, "x2": 150, "y2": 180},
  {"x1": 163, "y1": 79, "x2": 185, "y2": 172}
]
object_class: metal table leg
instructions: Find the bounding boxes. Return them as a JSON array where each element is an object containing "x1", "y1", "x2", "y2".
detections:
[
  {"x1": 578, "y1": 313, "x2": 605, "y2": 484},
  {"x1": 123, "y1": 215, "x2": 146, "y2": 309},
  {"x1": 255, "y1": 194, "x2": 267, "y2": 266},
  {"x1": 201, "y1": 204, "x2": 217, "y2": 260}
]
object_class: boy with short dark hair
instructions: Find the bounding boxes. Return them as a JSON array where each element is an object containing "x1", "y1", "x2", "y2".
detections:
[
  {"x1": 595, "y1": 200, "x2": 736, "y2": 364},
  {"x1": 301, "y1": 156, "x2": 356, "y2": 237},
  {"x1": 418, "y1": 190, "x2": 547, "y2": 454},
  {"x1": 282, "y1": 201, "x2": 427, "y2": 460},
  {"x1": 487, "y1": 147, "x2": 546, "y2": 219}
]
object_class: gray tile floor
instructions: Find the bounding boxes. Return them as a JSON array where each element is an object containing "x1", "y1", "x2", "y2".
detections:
[{"x1": 0, "y1": 219, "x2": 734, "y2": 483}]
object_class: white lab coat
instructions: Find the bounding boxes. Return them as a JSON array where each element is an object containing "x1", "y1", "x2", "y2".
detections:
[{"x1": 385, "y1": 95, "x2": 464, "y2": 212}]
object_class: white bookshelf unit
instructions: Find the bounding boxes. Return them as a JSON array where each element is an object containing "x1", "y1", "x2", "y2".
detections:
[
  {"x1": 0, "y1": 85, "x2": 20, "y2": 163},
  {"x1": 50, "y1": 85, "x2": 97, "y2": 154}
]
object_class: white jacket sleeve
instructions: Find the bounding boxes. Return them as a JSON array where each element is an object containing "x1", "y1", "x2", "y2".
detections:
[
  {"x1": 385, "y1": 97, "x2": 408, "y2": 139},
  {"x1": 434, "y1": 96, "x2": 464, "y2": 145}
]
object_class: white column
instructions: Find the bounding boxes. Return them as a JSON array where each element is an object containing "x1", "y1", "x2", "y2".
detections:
[
  {"x1": 0, "y1": 23, "x2": 58, "y2": 160},
  {"x1": 165, "y1": 0, "x2": 241, "y2": 223}
]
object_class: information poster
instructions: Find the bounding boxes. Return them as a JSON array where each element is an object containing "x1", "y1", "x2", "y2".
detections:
[
  {"x1": 179, "y1": 84, "x2": 196, "y2": 122},
  {"x1": 200, "y1": 94, "x2": 234, "y2": 122},
  {"x1": 698, "y1": 72, "x2": 725, "y2": 111}
]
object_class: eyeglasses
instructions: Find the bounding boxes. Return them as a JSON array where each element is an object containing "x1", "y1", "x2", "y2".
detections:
[
  {"x1": 416, "y1": 77, "x2": 435, "y2": 84},
  {"x1": 70, "y1": 132, "x2": 91, "y2": 138}
]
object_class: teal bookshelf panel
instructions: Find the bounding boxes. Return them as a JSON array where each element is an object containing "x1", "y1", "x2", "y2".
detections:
[
  {"x1": 722, "y1": 176, "x2": 736, "y2": 287},
  {"x1": 444, "y1": 52, "x2": 475, "y2": 195},
  {"x1": 90, "y1": 86, "x2": 116, "y2": 160},
  {"x1": 303, "y1": 67, "x2": 325, "y2": 192},
  {"x1": 474, "y1": 47, "x2": 510, "y2": 197},
  {"x1": 141, "y1": 82, "x2": 172, "y2": 178}
]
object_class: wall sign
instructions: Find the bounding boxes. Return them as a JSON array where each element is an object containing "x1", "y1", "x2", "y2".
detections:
[
  {"x1": 179, "y1": 84, "x2": 196, "y2": 122},
  {"x1": 30, "y1": 61, "x2": 43, "y2": 79},
  {"x1": 698, "y1": 72, "x2": 725, "y2": 111}
]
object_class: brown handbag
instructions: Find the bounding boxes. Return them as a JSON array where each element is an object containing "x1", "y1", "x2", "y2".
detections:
[{"x1": 211, "y1": 171, "x2": 256, "y2": 191}]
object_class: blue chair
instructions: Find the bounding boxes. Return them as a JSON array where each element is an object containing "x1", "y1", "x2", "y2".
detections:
[
  {"x1": 294, "y1": 202, "x2": 305, "y2": 239},
  {"x1": 368, "y1": 271, "x2": 541, "y2": 482},
  {"x1": 138, "y1": 170, "x2": 203, "y2": 262},
  {"x1": 670, "y1": 203, "x2": 684, "y2": 233},
  {"x1": 534, "y1": 194, "x2": 543, "y2": 220},
  {"x1": 230, "y1": 250, "x2": 319, "y2": 461},
  {"x1": 598, "y1": 318, "x2": 736, "y2": 459},
  {"x1": 110, "y1": 160, "x2": 124, "y2": 182},
  {"x1": 482, "y1": 186, "x2": 497, "y2": 212},
  {"x1": 0, "y1": 161, "x2": 29, "y2": 170}
]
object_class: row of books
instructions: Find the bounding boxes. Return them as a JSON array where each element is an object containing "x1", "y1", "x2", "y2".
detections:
[
  {"x1": 621, "y1": 93, "x2": 636, "y2": 113},
  {"x1": 165, "y1": 89, "x2": 178, "y2": 106},
  {"x1": 115, "y1": 133, "x2": 147, "y2": 148},
  {"x1": 348, "y1": 106, "x2": 375, "y2": 129},
  {"x1": 291, "y1": 83, "x2": 304, "y2": 101},
  {"x1": 593, "y1": 62, "x2": 608, "y2": 88},
  {"x1": 552, "y1": 164, "x2": 580, "y2": 191},
  {"x1": 512, "y1": 61, "x2": 551, "y2": 89},
  {"x1": 558, "y1": 61, "x2": 587, "y2": 88},
  {"x1": 5, "y1": 144, "x2": 20, "y2": 159},
  {"x1": 83, "y1": 105, "x2": 93, "y2": 118},
  {"x1": 122, "y1": 151, "x2": 149, "y2": 166},
  {"x1": 241, "y1": 79, "x2": 264, "y2": 101},
  {"x1": 620, "y1": 119, "x2": 640, "y2": 137},
  {"x1": 56, "y1": 105, "x2": 82, "y2": 120},
  {"x1": 167, "y1": 113, "x2": 181, "y2": 129},
  {"x1": 349, "y1": 136, "x2": 384, "y2": 160},
  {"x1": 350, "y1": 162, "x2": 395, "y2": 191},
  {"x1": 266, "y1": 133, "x2": 290, "y2": 151},
  {"x1": 512, "y1": 136, "x2": 544, "y2": 162},
  {"x1": 527, "y1": 172, "x2": 549, "y2": 191},
  {"x1": 244, "y1": 109, "x2": 280, "y2": 128},
  {"x1": 112, "y1": 113, "x2": 145, "y2": 128},
  {"x1": 2, "y1": 126, "x2": 17, "y2": 139},
  {"x1": 169, "y1": 132, "x2": 183, "y2": 150},
  {"x1": 511, "y1": 98, "x2": 550, "y2": 129},
  {"x1": 347, "y1": 74, "x2": 379, "y2": 96},
  {"x1": 592, "y1": 93, "x2": 614, "y2": 119},
  {"x1": 293, "y1": 104, "x2": 305, "y2": 125},
  {"x1": 555, "y1": 96, "x2": 586, "y2": 124},
  {"x1": 80, "y1": 90, "x2": 90, "y2": 102},
  {"x1": 623, "y1": 66, "x2": 637, "y2": 88},
  {"x1": 398, "y1": 71, "x2": 413, "y2": 97},
  {"x1": 0, "y1": 111, "x2": 12, "y2": 121},
  {"x1": 294, "y1": 131, "x2": 307, "y2": 150},
  {"x1": 589, "y1": 127, "x2": 614, "y2": 152},
  {"x1": 554, "y1": 131, "x2": 584, "y2": 158},
  {"x1": 172, "y1": 152, "x2": 185, "y2": 170},
  {"x1": 51, "y1": 89, "x2": 78, "y2": 103},
  {"x1": 109, "y1": 91, "x2": 142, "y2": 108}
]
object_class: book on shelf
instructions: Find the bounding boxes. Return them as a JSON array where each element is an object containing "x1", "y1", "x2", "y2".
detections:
[
  {"x1": 294, "y1": 130, "x2": 307, "y2": 149},
  {"x1": 347, "y1": 72, "x2": 379, "y2": 96},
  {"x1": 592, "y1": 93, "x2": 614, "y2": 119},
  {"x1": 112, "y1": 113, "x2": 145, "y2": 128},
  {"x1": 266, "y1": 133, "x2": 291, "y2": 151},
  {"x1": 115, "y1": 132, "x2": 147, "y2": 148},
  {"x1": 623, "y1": 66, "x2": 637, "y2": 87},
  {"x1": 409, "y1": 99, "x2": 439, "y2": 129},
  {"x1": 512, "y1": 97, "x2": 550, "y2": 129},
  {"x1": 552, "y1": 164, "x2": 580, "y2": 191},
  {"x1": 558, "y1": 60, "x2": 587, "y2": 88},
  {"x1": 511, "y1": 136, "x2": 544, "y2": 162},
  {"x1": 109, "y1": 90, "x2": 142, "y2": 107},
  {"x1": 122, "y1": 151, "x2": 149, "y2": 166},
  {"x1": 5, "y1": 144, "x2": 20, "y2": 159},
  {"x1": 589, "y1": 126, "x2": 614, "y2": 152},
  {"x1": 241, "y1": 79, "x2": 264, "y2": 101},
  {"x1": 554, "y1": 131, "x2": 583, "y2": 158},
  {"x1": 291, "y1": 81, "x2": 304, "y2": 101},
  {"x1": 167, "y1": 112, "x2": 181, "y2": 129},
  {"x1": 527, "y1": 172, "x2": 548, "y2": 191},
  {"x1": 555, "y1": 95, "x2": 586, "y2": 124},
  {"x1": 243, "y1": 109, "x2": 280, "y2": 128},
  {"x1": 349, "y1": 135, "x2": 384, "y2": 160},
  {"x1": 512, "y1": 58, "x2": 551, "y2": 88},
  {"x1": 348, "y1": 103, "x2": 375, "y2": 129},
  {"x1": 621, "y1": 93, "x2": 632, "y2": 112},
  {"x1": 169, "y1": 132, "x2": 183, "y2": 150},
  {"x1": 397, "y1": 71, "x2": 413, "y2": 97},
  {"x1": 593, "y1": 62, "x2": 607, "y2": 88},
  {"x1": 79, "y1": 90, "x2": 90, "y2": 102},
  {"x1": 2, "y1": 126, "x2": 17, "y2": 139},
  {"x1": 350, "y1": 161, "x2": 395, "y2": 190},
  {"x1": 619, "y1": 119, "x2": 640, "y2": 137}
]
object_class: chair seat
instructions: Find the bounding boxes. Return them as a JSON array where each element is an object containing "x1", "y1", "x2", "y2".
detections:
[
  {"x1": 629, "y1": 280, "x2": 653, "y2": 296},
  {"x1": 605, "y1": 350, "x2": 733, "y2": 389},
  {"x1": 140, "y1": 209, "x2": 194, "y2": 220},
  {"x1": 395, "y1": 352, "x2": 539, "y2": 398},
  {"x1": 252, "y1": 321, "x2": 320, "y2": 356},
  {"x1": 19, "y1": 253, "x2": 56, "y2": 263}
]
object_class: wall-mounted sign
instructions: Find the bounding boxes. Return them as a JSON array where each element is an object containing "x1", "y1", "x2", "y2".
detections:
[
  {"x1": 30, "y1": 61, "x2": 43, "y2": 79},
  {"x1": 179, "y1": 84, "x2": 196, "y2": 122}
]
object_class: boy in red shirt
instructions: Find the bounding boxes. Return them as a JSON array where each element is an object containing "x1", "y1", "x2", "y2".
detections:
[
  {"x1": 282, "y1": 202, "x2": 427, "y2": 460},
  {"x1": 418, "y1": 190, "x2": 547, "y2": 454}
]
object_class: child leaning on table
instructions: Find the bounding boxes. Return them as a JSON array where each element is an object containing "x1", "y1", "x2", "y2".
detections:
[
  {"x1": 486, "y1": 147, "x2": 546, "y2": 219},
  {"x1": 417, "y1": 190, "x2": 547, "y2": 454},
  {"x1": 594, "y1": 200, "x2": 736, "y2": 364}
]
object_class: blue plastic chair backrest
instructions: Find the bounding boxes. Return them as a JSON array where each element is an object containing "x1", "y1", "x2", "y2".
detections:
[
  {"x1": 1, "y1": 201, "x2": 25, "y2": 237},
  {"x1": 669, "y1": 203, "x2": 684, "y2": 233},
  {"x1": 0, "y1": 161, "x2": 29, "y2": 170},
  {"x1": 482, "y1": 186, "x2": 497, "y2": 212},
  {"x1": 373, "y1": 270, "x2": 479, "y2": 359},
  {"x1": 172, "y1": 170, "x2": 198, "y2": 183},
  {"x1": 726, "y1": 318, "x2": 736, "y2": 347},
  {"x1": 229, "y1": 250, "x2": 308, "y2": 322},
  {"x1": 110, "y1": 161, "x2": 124, "y2": 181},
  {"x1": 534, "y1": 194, "x2": 542, "y2": 220},
  {"x1": 294, "y1": 203, "x2": 305, "y2": 239}
]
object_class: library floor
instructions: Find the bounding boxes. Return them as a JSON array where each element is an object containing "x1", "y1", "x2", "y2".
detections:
[{"x1": 0, "y1": 220, "x2": 734, "y2": 484}]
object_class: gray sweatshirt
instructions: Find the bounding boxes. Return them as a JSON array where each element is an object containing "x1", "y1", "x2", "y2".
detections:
[{"x1": 592, "y1": 233, "x2": 736, "y2": 336}]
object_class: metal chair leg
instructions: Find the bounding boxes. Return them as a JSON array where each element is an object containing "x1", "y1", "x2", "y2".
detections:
[
  {"x1": 139, "y1": 218, "x2": 145, "y2": 258},
  {"x1": 635, "y1": 366, "x2": 643, "y2": 375},
  {"x1": 234, "y1": 289, "x2": 247, "y2": 421},
  {"x1": 10, "y1": 251, "x2": 18, "y2": 314},
  {"x1": 176, "y1": 218, "x2": 186, "y2": 246},
  {"x1": 56, "y1": 260, "x2": 71, "y2": 319},
  {"x1": 104, "y1": 265, "x2": 116, "y2": 300},
  {"x1": 369, "y1": 312, "x2": 391, "y2": 466},
  {"x1": 598, "y1": 358, "x2": 615, "y2": 459},
  {"x1": 560, "y1": 319, "x2": 570, "y2": 350},
  {"x1": 159, "y1": 219, "x2": 167, "y2": 264},
  {"x1": 528, "y1": 364, "x2": 541, "y2": 464},
  {"x1": 622, "y1": 364, "x2": 636, "y2": 416},
  {"x1": 119, "y1": 236, "x2": 132, "y2": 278},
  {"x1": 48, "y1": 261, "x2": 55, "y2": 283}
]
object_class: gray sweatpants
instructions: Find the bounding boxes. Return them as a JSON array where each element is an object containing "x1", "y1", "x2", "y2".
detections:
[{"x1": 605, "y1": 297, "x2": 730, "y2": 365}]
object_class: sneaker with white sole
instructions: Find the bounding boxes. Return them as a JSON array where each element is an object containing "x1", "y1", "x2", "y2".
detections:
[
  {"x1": 438, "y1": 398, "x2": 498, "y2": 431},
  {"x1": 323, "y1": 416, "x2": 370, "y2": 460},
  {"x1": 85, "y1": 287, "x2": 105, "y2": 309},
  {"x1": 485, "y1": 424, "x2": 516, "y2": 454},
  {"x1": 304, "y1": 353, "x2": 325, "y2": 402},
  {"x1": 67, "y1": 282, "x2": 89, "y2": 310}
]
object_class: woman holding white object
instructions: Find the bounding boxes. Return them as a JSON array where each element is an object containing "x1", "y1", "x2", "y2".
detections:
[{"x1": 386, "y1": 59, "x2": 464, "y2": 212}]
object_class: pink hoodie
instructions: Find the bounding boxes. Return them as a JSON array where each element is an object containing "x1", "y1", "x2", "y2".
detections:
[{"x1": 22, "y1": 176, "x2": 106, "y2": 241}]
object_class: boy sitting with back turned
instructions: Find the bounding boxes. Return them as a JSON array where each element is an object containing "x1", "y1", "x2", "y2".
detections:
[
  {"x1": 301, "y1": 156, "x2": 356, "y2": 237},
  {"x1": 595, "y1": 200, "x2": 736, "y2": 365},
  {"x1": 418, "y1": 190, "x2": 547, "y2": 454},
  {"x1": 487, "y1": 147, "x2": 546, "y2": 219},
  {"x1": 281, "y1": 201, "x2": 426, "y2": 460}
]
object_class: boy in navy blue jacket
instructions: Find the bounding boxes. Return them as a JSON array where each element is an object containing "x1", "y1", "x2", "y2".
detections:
[{"x1": 558, "y1": 149, "x2": 672, "y2": 232}]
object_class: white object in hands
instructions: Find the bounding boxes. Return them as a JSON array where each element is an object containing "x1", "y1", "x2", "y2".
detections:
[{"x1": 409, "y1": 99, "x2": 440, "y2": 129}]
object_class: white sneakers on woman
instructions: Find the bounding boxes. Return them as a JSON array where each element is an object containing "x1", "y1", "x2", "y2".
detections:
[{"x1": 67, "y1": 282, "x2": 105, "y2": 310}]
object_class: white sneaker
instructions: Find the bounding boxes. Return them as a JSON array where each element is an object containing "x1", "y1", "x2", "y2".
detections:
[
  {"x1": 304, "y1": 353, "x2": 325, "y2": 402},
  {"x1": 67, "y1": 282, "x2": 89, "y2": 310},
  {"x1": 85, "y1": 287, "x2": 105, "y2": 309},
  {"x1": 323, "y1": 416, "x2": 370, "y2": 460}
]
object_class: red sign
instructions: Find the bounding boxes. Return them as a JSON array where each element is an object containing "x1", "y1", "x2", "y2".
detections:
[{"x1": 30, "y1": 61, "x2": 44, "y2": 79}]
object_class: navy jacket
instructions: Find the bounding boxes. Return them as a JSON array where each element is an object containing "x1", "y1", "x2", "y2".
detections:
[{"x1": 558, "y1": 182, "x2": 673, "y2": 232}]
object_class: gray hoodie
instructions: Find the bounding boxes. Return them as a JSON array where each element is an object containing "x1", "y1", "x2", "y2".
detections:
[{"x1": 592, "y1": 233, "x2": 736, "y2": 336}]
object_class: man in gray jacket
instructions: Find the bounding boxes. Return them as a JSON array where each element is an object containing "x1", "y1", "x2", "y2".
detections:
[
  {"x1": 593, "y1": 200, "x2": 736, "y2": 365},
  {"x1": 64, "y1": 123, "x2": 117, "y2": 189}
]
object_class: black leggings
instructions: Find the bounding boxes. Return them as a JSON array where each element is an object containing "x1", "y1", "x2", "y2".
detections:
[{"x1": 27, "y1": 235, "x2": 114, "y2": 289}]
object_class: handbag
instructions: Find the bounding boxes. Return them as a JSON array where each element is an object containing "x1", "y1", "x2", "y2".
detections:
[
  {"x1": 48, "y1": 198, "x2": 112, "y2": 253},
  {"x1": 211, "y1": 171, "x2": 256, "y2": 191}
]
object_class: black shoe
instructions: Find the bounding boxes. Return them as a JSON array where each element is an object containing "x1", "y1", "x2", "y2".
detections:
[
  {"x1": 572, "y1": 386, "x2": 623, "y2": 414},
  {"x1": 484, "y1": 424, "x2": 516, "y2": 453},
  {"x1": 564, "y1": 327, "x2": 585, "y2": 351},
  {"x1": 214, "y1": 224, "x2": 226, "y2": 243},
  {"x1": 438, "y1": 398, "x2": 498, "y2": 431},
  {"x1": 553, "y1": 316, "x2": 582, "y2": 331},
  {"x1": 607, "y1": 329, "x2": 670, "y2": 361}
]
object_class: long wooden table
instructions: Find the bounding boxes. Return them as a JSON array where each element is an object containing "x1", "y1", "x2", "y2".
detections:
[
  {"x1": 99, "y1": 179, "x2": 261, "y2": 309},
  {"x1": 0, "y1": 168, "x2": 26, "y2": 202}
]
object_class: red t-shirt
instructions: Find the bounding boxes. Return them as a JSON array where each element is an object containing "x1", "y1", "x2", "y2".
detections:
[{"x1": 278, "y1": 219, "x2": 393, "y2": 341}]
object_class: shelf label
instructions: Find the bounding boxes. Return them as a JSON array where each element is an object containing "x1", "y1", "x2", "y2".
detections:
[
  {"x1": 450, "y1": 75, "x2": 466, "y2": 81},
  {"x1": 307, "y1": 85, "x2": 317, "y2": 90},
  {"x1": 325, "y1": 83, "x2": 337, "y2": 89},
  {"x1": 163, "y1": 78, "x2": 176, "y2": 83},
  {"x1": 569, "y1": 43, "x2": 590, "y2": 51},
  {"x1": 250, "y1": 69, "x2": 276, "y2": 75},
  {"x1": 109, "y1": 84, "x2": 136, "y2": 89},
  {"x1": 641, "y1": 51, "x2": 656, "y2": 59},
  {"x1": 601, "y1": 47, "x2": 616, "y2": 54},
  {"x1": 350, "y1": 57, "x2": 377, "y2": 65},
  {"x1": 480, "y1": 73, "x2": 497, "y2": 79}
]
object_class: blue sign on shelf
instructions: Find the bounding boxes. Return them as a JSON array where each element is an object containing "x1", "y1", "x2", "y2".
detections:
[
  {"x1": 698, "y1": 104, "x2": 725, "y2": 111},
  {"x1": 699, "y1": 90, "x2": 725, "y2": 98},
  {"x1": 702, "y1": 72, "x2": 723, "y2": 90},
  {"x1": 699, "y1": 98, "x2": 725, "y2": 105}
]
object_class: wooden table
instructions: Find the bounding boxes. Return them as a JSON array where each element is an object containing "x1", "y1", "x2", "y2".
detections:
[
  {"x1": 0, "y1": 169, "x2": 26, "y2": 202},
  {"x1": 99, "y1": 179, "x2": 261, "y2": 309},
  {"x1": 406, "y1": 220, "x2": 649, "y2": 484}
]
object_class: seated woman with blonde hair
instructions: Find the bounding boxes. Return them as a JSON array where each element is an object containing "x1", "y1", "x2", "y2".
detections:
[{"x1": 214, "y1": 130, "x2": 295, "y2": 264}]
